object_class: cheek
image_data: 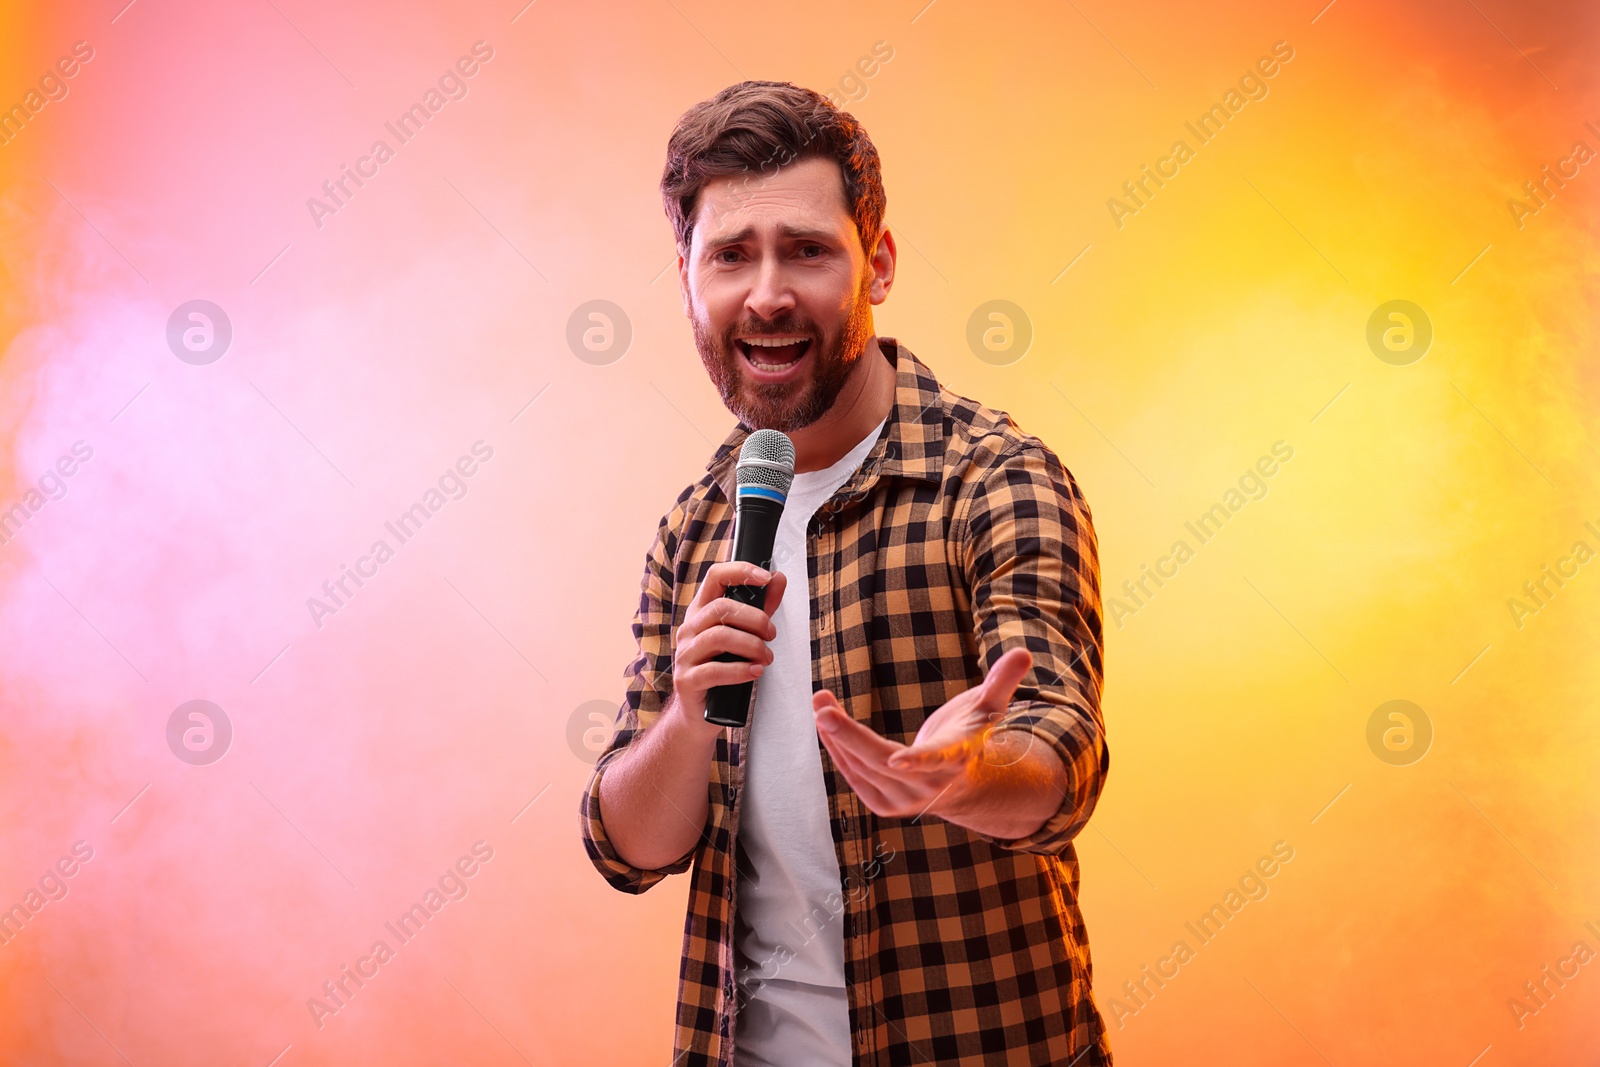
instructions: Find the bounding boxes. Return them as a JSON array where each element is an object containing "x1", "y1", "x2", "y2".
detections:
[
  {"x1": 695, "y1": 288, "x2": 743, "y2": 336},
  {"x1": 799, "y1": 282, "x2": 857, "y2": 331},
  {"x1": 688, "y1": 298, "x2": 727, "y2": 344}
]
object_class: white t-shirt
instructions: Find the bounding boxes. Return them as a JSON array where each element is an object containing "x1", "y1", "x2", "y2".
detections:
[{"x1": 732, "y1": 415, "x2": 886, "y2": 1067}]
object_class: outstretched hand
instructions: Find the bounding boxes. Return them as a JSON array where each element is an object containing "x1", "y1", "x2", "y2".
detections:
[{"x1": 811, "y1": 646, "x2": 1035, "y2": 821}]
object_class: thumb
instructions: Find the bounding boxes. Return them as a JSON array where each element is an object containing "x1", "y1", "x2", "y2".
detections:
[
  {"x1": 762, "y1": 570, "x2": 788, "y2": 614},
  {"x1": 812, "y1": 688, "x2": 843, "y2": 714},
  {"x1": 980, "y1": 647, "x2": 1034, "y2": 709}
]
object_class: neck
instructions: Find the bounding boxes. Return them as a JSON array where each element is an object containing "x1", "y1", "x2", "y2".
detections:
[{"x1": 788, "y1": 336, "x2": 896, "y2": 473}]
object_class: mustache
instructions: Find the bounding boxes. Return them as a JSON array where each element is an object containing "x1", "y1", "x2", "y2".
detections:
[{"x1": 728, "y1": 326, "x2": 815, "y2": 337}]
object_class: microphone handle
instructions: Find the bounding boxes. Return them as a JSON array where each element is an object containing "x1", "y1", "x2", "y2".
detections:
[{"x1": 704, "y1": 495, "x2": 784, "y2": 728}]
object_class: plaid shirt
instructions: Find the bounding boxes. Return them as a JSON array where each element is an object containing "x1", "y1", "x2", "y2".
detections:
[{"x1": 581, "y1": 337, "x2": 1112, "y2": 1065}]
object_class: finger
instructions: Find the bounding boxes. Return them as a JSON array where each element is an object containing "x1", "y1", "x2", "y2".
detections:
[
  {"x1": 825, "y1": 726, "x2": 961, "y2": 815},
  {"x1": 976, "y1": 646, "x2": 1035, "y2": 713},
  {"x1": 681, "y1": 624, "x2": 772, "y2": 667},
  {"x1": 818, "y1": 728, "x2": 896, "y2": 812},
  {"x1": 814, "y1": 703, "x2": 904, "y2": 764},
  {"x1": 814, "y1": 705, "x2": 892, "y2": 777},
  {"x1": 812, "y1": 694, "x2": 962, "y2": 781},
  {"x1": 815, "y1": 705, "x2": 963, "y2": 793},
  {"x1": 682, "y1": 594, "x2": 777, "y2": 645},
  {"x1": 682, "y1": 657, "x2": 767, "y2": 690},
  {"x1": 690, "y1": 561, "x2": 778, "y2": 609},
  {"x1": 819, "y1": 728, "x2": 926, "y2": 814},
  {"x1": 685, "y1": 598, "x2": 779, "y2": 653},
  {"x1": 759, "y1": 570, "x2": 788, "y2": 618}
]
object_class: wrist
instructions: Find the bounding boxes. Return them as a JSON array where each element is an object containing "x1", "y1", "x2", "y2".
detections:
[
  {"x1": 926, "y1": 761, "x2": 983, "y2": 823},
  {"x1": 929, "y1": 735, "x2": 1066, "y2": 839},
  {"x1": 662, "y1": 692, "x2": 724, "y2": 754}
]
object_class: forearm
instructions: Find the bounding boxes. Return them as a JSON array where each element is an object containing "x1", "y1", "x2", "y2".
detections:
[
  {"x1": 597, "y1": 692, "x2": 720, "y2": 871},
  {"x1": 933, "y1": 732, "x2": 1068, "y2": 841}
]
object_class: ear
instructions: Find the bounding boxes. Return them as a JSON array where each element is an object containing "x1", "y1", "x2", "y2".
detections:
[
  {"x1": 676, "y1": 249, "x2": 692, "y2": 318},
  {"x1": 867, "y1": 226, "x2": 897, "y2": 304}
]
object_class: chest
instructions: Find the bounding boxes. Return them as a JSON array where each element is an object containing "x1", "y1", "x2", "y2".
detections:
[{"x1": 674, "y1": 479, "x2": 976, "y2": 739}]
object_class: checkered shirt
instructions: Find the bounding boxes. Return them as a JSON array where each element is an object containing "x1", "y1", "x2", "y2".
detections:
[{"x1": 581, "y1": 337, "x2": 1113, "y2": 1065}]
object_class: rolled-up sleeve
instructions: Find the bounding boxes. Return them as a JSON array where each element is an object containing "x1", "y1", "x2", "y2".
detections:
[
  {"x1": 580, "y1": 495, "x2": 698, "y2": 893},
  {"x1": 955, "y1": 440, "x2": 1109, "y2": 856}
]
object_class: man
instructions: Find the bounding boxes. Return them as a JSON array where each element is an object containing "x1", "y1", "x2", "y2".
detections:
[{"x1": 580, "y1": 80, "x2": 1112, "y2": 1066}]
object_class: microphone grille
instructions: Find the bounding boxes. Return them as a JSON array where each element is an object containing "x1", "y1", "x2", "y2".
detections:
[{"x1": 735, "y1": 428, "x2": 796, "y2": 498}]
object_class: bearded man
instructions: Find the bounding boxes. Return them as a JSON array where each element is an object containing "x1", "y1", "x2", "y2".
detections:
[{"x1": 581, "y1": 80, "x2": 1113, "y2": 1067}]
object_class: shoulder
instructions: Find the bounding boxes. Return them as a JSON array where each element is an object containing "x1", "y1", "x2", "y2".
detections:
[
  {"x1": 936, "y1": 382, "x2": 1086, "y2": 505},
  {"x1": 645, "y1": 473, "x2": 725, "y2": 578}
]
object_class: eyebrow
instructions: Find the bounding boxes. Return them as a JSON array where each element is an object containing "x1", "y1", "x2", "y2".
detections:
[{"x1": 701, "y1": 223, "x2": 838, "y2": 249}]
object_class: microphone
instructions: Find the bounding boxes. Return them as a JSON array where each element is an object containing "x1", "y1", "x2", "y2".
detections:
[{"x1": 704, "y1": 428, "x2": 796, "y2": 728}]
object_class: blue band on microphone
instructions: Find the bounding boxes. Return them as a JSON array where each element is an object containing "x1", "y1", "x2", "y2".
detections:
[{"x1": 738, "y1": 485, "x2": 787, "y2": 504}]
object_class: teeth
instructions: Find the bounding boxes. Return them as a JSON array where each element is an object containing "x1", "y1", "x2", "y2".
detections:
[{"x1": 740, "y1": 336, "x2": 808, "y2": 372}]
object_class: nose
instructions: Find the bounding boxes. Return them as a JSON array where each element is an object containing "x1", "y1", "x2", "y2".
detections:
[{"x1": 744, "y1": 252, "x2": 796, "y2": 323}]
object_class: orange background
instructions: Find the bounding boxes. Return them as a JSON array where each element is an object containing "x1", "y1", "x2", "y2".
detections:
[{"x1": 1, "y1": 0, "x2": 1596, "y2": 1063}]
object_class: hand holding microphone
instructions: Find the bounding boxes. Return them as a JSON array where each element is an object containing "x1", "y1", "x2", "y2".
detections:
[
  {"x1": 671, "y1": 561, "x2": 787, "y2": 739},
  {"x1": 672, "y1": 429, "x2": 796, "y2": 730}
]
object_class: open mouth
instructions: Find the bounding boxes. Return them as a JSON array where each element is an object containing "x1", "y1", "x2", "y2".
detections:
[{"x1": 736, "y1": 337, "x2": 812, "y2": 374}]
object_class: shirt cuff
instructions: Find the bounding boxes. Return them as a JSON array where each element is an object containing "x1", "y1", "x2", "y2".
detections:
[
  {"x1": 580, "y1": 757, "x2": 697, "y2": 893},
  {"x1": 970, "y1": 702, "x2": 1107, "y2": 856}
]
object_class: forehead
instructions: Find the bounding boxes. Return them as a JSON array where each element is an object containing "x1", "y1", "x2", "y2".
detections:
[{"x1": 693, "y1": 155, "x2": 853, "y2": 245}]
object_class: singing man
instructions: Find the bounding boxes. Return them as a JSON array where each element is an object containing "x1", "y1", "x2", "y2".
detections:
[{"x1": 580, "y1": 80, "x2": 1113, "y2": 1066}]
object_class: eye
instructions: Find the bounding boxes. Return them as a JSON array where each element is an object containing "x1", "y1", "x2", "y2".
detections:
[
  {"x1": 799, "y1": 244, "x2": 825, "y2": 258},
  {"x1": 714, "y1": 249, "x2": 741, "y2": 263}
]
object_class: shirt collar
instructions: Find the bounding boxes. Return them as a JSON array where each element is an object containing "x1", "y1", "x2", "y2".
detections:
[{"x1": 706, "y1": 336, "x2": 946, "y2": 505}]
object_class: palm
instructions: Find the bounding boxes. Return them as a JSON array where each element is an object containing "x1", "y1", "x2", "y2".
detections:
[
  {"x1": 908, "y1": 684, "x2": 1003, "y2": 768},
  {"x1": 811, "y1": 647, "x2": 1036, "y2": 819}
]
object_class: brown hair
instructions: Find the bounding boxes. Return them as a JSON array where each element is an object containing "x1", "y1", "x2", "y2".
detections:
[{"x1": 661, "y1": 80, "x2": 887, "y2": 259}]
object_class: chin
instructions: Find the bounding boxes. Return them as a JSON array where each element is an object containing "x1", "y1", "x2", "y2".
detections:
[{"x1": 734, "y1": 388, "x2": 820, "y2": 432}]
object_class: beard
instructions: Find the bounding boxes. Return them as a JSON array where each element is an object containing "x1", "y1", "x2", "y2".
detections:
[{"x1": 691, "y1": 269, "x2": 875, "y2": 433}]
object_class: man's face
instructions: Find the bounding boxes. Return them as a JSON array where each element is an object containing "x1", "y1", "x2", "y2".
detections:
[{"x1": 678, "y1": 155, "x2": 882, "y2": 432}]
